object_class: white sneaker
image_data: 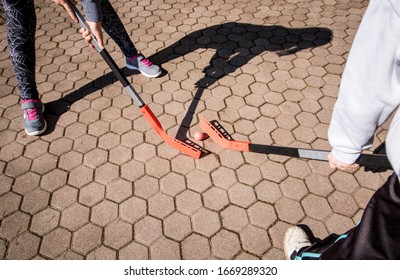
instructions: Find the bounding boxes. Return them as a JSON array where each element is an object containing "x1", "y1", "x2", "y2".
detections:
[{"x1": 283, "y1": 226, "x2": 312, "y2": 260}]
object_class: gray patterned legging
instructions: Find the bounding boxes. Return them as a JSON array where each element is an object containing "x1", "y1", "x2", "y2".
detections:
[{"x1": 4, "y1": 0, "x2": 137, "y2": 100}]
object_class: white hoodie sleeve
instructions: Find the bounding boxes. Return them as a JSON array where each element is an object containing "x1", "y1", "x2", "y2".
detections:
[{"x1": 328, "y1": 0, "x2": 400, "y2": 178}]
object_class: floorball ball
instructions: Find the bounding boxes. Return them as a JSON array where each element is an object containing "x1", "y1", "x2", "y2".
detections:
[{"x1": 194, "y1": 131, "x2": 205, "y2": 141}]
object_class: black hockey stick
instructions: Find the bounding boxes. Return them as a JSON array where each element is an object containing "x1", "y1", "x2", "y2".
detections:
[{"x1": 199, "y1": 117, "x2": 392, "y2": 170}]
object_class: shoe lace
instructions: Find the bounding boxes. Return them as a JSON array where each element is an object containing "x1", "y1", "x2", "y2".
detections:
[
  {"x1": 140, "y1": 57, "x2": 153, "y2": 67},
  {"x1": 26, "y1": 108, "x2": 38, "y2": 121}
]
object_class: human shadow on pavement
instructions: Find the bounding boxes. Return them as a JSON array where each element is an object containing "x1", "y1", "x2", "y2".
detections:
[
  {"x1": 147, "y1": 23, "x2": 333, "y2": 139},
  {"x1": 45, "y1": 23, "x2": 332, "y2": 142}
]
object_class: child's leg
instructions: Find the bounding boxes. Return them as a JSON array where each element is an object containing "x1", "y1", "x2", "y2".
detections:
[
  {"x1": 100, "y1": 0, "x2": 138, "y2": 58},
  {"x1": 4, "y1": 0, "x2": 39, "y2": 100}
]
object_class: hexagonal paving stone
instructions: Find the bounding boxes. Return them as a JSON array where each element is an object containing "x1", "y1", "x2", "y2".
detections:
[
  {"x1": 219, "y1": 149, "x2": 245, "y2": 169},
  {"x1": 330, "y1": 171, "x2": 360, "y2": 194},
  {"x1": 120, "y1": 196, "x2": 147, "y2": 224},
  {"x1": 150, "y1": 237, "x2": 180, "y2": 260},
  {"x1": 79, "y1": 182, "x2": 105, "y2": 207},
  {"x1": 84, "y1": 148, "x2": 108, "y2": 168},
  {"x1": 95, "y1": 163, "x2": 119, "y2": 185},
  {"x1": 30, "y1": 208, "x2": 61, "y2": 236},
  {"x1": 148, "y1": 192, "x2": 175, "y2": 219},
  {"x1": 6, "y1": 232, "x2": 40, "y2": 260},
  {"x1": 247, "y1": 202, "x2": 277, "y2": 229},
  {"x1": 145, "y1": 157, "x2": 171, "y2": 178},
  {"x1": 109, "y1": 145, "x2": 132, "y2": 165},
  {"x1": 228, "y1": 182, "x2": 257, "y2": 208},
  {"x1": 325, "y1": 214, "x2": 355, "y2": 235},
  {"x1": 221, "y1": 205, "x2": 249, "y2": 232},
  {"x1": 353, "y1": 187, "x2": 374, "y2": 209},
  {"x1": 302, "y1": 194, "x2": 332, "y2": 221},
  {"x1": 211, "y1": 166, "x2": 237, "y2": 190},
  {"x1": 280, "y1": 177, "x2": 308, "y2": 201},
  {"x1": 160, "y1": 173, "x2": 186, "y2": 196},
  {"x1": 236, "y1": 164, "x2": 262, "y2": 185},
  {"x1": 21, "y1": 188, "x2": 50, "y2": 214},
  {"x1": 12, "y1": 172, "x2": 40, "y2": 195},
  {"x1": 5, "y1": 157, "x2": 32, "y2": 177},
  {"x1": 119, "y1": 241, "x2": 149, "y2": 260},
  {"x1": 40, "y1": 169, "x2": 68, "y2": 192},
  {"x1": 40, "y1": 228, "x2": 72, "y2": 259},
  {"x1": 328, "y1": 191, "x2": 359, "y2": 217},
  {"x1": 164, "y1": 212, "x2": 192, "y2": 242},
  {"x1": 203, "y1": 187, "x2": 229, "y2": 211},
  {"x1": 134, "y1": 216, "x2": 162, "y2": 246},
  {"x1": 24, "y1": 139, "x2": 49, "y2": 159},
  {"x1": 305, "y1": 173, "x2": 334, "y2": 197},
  {"x1": 87, "y1": 246, "x2": 117, "y2": 260},
  {"x1": 0, "y1": 211, "x2": 30, "y2": 241},
  {"x1": 170, "y1": 155, "x2": 196, "y2": 175},
  {"x1": 104, "y1": 220, "x2": 133, "y2": 250},
  {"x1": 284, "y1": 158, "x2": 312, "y2": 179},
  {"x1": 275, "y1": 197, "x2": 305, "y2": 224},
  {"x1": 51, "y1": 186, "x2": 78, "y2": 210},
  {"x1": 192, "y1": 208, "x2": 221, "y2": 237},
  {"x1": 106, "y1": 178, "x2": 133, "y2": 203},
  {"x1": 134, "y1": 175, "x2": 159, "y2": 199},
  {"x1": 60, "y1": 203, "x2": 90, "y2": 231},
  {"x1": 176, "y1": 190, "x2": 202, "y2": 215},
  {"x1": 182, "y1": 233, "x2": 211, "y2": 260},
  {"x1": 133, "y1": 143, "x2": 156, "y2": 162},
  {"x1": 0, "y1": 175, "x2": 13, "y2": 196},
  {"x1": 211, "y1": 230, "x2": 241, "y2": 259},
  {"x1": 0, "y1": 142, "x2": 24, "y2": 162},
  {"x1": 260, "y1": 160, "x2": 288, "y2": 183},
  {"x1": 68, "y1": 165, "x2": 94, "y2": 189},
  {"x1": 240, "y1": 225, "x2": 271, "y2": 256},
  {"x1": 58, "y1": 151, "x2": 83, "y2": 171},
  {"x1": 121, "y1": 159, "x2": 145, "y2": 182},
  {"x1": 74, "y1": 134, "x2": 97, "y2": 153},
  {"x1": 72, "y1": 223, "x2": 102, "y2": 255},
  {"x1": 49, "y1": 138, "x2": 73, "y2": 156},
  {"x1": 91, "y1": 200, "x2": 118, "y2": 227},
  {"x1": 255, "y1": 180, "x2": 282, "y2": 204}
]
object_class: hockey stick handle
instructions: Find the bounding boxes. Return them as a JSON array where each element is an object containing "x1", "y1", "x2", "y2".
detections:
[
  {"x1": 249, "y1": 144, "x2": 391, "y2": 169},
  {"x1": 68, "y1": 1, "x2": 145, "y2": 107}
]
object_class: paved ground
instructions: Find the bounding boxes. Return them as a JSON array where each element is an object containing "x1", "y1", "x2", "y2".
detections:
[{"x1": 0, "y1": 0, "x2": 392, "y2": 260}]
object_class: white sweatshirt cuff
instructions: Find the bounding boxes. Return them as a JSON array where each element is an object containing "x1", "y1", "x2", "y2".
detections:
[{"x1": 331, "y1": 148, "x2": 360, "y2": 165}]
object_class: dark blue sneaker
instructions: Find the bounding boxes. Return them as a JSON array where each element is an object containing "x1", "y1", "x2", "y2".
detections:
[
  {"x1": 22, "y1": 99, "x2": 47, "y2": 136},
  {"x1": 126, "y1": 53, "x2": 161, "y2": 78}
]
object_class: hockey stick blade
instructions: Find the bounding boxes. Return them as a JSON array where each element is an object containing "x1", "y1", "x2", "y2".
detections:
[{"x1": 141, "y1": 106, "x2": 201, "y2": 159}]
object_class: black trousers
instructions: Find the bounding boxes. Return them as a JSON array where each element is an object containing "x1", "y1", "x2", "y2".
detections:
[
  {"x1": 4, "y1": 0, "x2": 137, "y2": 100},
  {"x1": 297, "y1": 173, "x2": 400, "y2": 260}
]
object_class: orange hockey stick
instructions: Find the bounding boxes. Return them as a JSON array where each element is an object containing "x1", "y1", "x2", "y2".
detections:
[{"x1": 69, "y1": 3, "x2": 201, "y2": 159}]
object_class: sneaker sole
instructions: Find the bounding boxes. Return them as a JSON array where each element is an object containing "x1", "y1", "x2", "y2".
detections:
[
  {"x1": 25, "y1": 121, "x2": 47, "y2": 136},
  {"x1": 126, "y1": 64, "x2": 162, "y2": 78},
  {"x1": 283, "y1": 227, "x2": 295, "y2": 260}
]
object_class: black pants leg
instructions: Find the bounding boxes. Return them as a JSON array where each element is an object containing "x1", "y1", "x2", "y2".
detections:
[
  {"x1": 297, "y1": 173, "x2": 400, "y2": 260},
  {"x1": 4, "y1": 0, "x2": 39, "y2": 100},
  {"x1": 100, "y1": 0, "x2": 138, "y2": 58}
]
